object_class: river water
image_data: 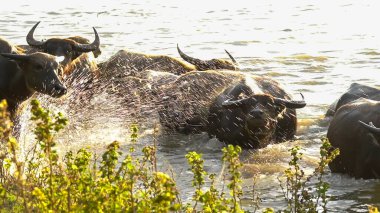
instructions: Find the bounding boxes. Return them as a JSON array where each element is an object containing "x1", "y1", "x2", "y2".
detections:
[{"x1": 2, "y1": 0, "x2": 380, "y2": 212}]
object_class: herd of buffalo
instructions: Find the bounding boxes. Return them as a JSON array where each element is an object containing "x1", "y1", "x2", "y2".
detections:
[{"x1": 0, "y1": 22, "x2": 379, "y2": 179}]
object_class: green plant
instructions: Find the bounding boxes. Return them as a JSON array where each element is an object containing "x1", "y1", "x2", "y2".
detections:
[
  {"x1": 279, "y1": 138, "x2": 339, "y2": 213},
  {"x1": 0, "y1": 100, "x2": 182, "y2": 212},
  {"x1": 0, "y1": 99, "x2": 342, "y2": 213},
  {"x1": 184, "y1": 144, "x2": 247, "y2": 213},
  {"x1": 222, "y1": 145, "x2": 244, "y2": 213}
]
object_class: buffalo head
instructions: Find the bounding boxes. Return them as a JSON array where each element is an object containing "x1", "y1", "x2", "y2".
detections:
[
  {"x1": 1, "y1": 52, "x2": 67, "y2": 98},
  {"x1": 208, "y1": 83, "x2": 305, "y2": 148},
  {"x1": 177, "y1": 44, "x2": 238, "y2": 71},
  {"x1": 26, "y1": 22, "x2": 100, "y2": 66}
]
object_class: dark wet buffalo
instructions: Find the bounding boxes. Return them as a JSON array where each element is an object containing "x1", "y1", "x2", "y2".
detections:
[
  {"x1": 25, "y1": 21, "x2": 100, "y2": 67},
  {"x1": 327, "y1": 98, "x2": 380, "y2": 179},
  {"x1": 326, "y1": 83, "x2": 380, "y2": 117},
  {"x1": 0, "y1": 52, "x2": 66, "y2": 117},
  {"x1": 177, "y1": 44, "x2": 238, "y2": 71},
  {"x1": 158, "y1": 70, "x2": 305, "y2": 149}
]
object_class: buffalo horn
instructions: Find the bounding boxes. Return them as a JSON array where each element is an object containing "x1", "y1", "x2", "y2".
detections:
[
  {"x1": 73, "y1": 27, "x2": 100, "y2": 52},
  {"x1": 1, "y1": 53, "x2": 30, "y2": 61},
  {"x1": 224, "y1": 49, "x2": 237, "y2": 64},
  {"x1": 359, "y1": 121, "x2": 380, "y2": 135},
  {"x1": 177, "y1": 44, "x2": 209, "y2": 68},
  {"x1": 26, "y1": 21, "x2": 45, "y2": 47},
  {"x1": 273, "y1": 93, "x2": 306, "y2": 109}
]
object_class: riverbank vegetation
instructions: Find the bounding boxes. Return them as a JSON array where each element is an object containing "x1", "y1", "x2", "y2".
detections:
[{"x1": 0, "y1": 99, "x2": 375, "y2": 212}]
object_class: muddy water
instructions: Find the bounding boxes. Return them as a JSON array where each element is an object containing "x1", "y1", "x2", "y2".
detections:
[{"x1": 2, "y1": 0, "x2": 380, "y2": 211}]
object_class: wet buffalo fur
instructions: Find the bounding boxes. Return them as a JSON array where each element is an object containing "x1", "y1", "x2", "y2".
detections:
[
  {"x1": 158, "y1": 70, "x2": 237, "y2": 132},
  {"x1": 62, "y1": 53, "x2": 99, "y2": 79},
  {"x1": 98, "y1": 46, "x2": 239, "y2": 79},
  {"x1": 98, "y1": 49, "x2": 196, "y2": 77}
]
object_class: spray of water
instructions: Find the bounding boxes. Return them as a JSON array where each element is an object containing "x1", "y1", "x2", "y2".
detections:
[{"x1": 16, "y1": 55, "x2": 172, "y2": 156}]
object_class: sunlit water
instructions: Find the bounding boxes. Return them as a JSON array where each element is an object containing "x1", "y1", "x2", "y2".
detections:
[{"x1": 2, "y1": 0, "x2": 380, "y2": 211}]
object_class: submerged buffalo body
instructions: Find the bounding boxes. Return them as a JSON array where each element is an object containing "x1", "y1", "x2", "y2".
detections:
[
  {"x1": 327, "y1": 98, "x2": 380, "y2": 179},
  {"x1": 158, "y1": 70, "x2": 305, "y2": 148},
  {"x1": 326, "y1": 83, "x2": 380, "y2": 117},
  {"x1": 0, "y1": 52, "x2": 66, "y2": 116}
]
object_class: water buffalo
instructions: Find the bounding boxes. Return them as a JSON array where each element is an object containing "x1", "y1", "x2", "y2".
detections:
[
  {"x1": 326, "y1": 83, "x2": 380, "y2": 117},
  {"x1": 158, "y1": 70, "x2": 305, "y2": 148},
  {"x1": 177, "y1": 44, "x2": 239, "y2": 71},
  {"x1": 0, "y1": 52, "x2": 66, "y2": 117},
  {"x1": 327, "y1": 98, "x2": 380, "y2": 179},
  {"x1": 25, "y1": 21, "x2": 100, "y2": 67},
  {"x1": 97, "y1": 45, "x2": 238, "y2": 78}
]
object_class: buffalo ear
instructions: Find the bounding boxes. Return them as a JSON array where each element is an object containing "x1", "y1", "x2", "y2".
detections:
[
  {"x1": 273, "y1": 93, "x2": 306, "y2": 109},
  {"x1": 1, "y1": 53, "x2": 30, "y2": 62}
]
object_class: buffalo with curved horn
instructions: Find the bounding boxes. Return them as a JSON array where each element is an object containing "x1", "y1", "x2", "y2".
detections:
[
  {"x1": 26, "y1": 21, "x2": 100, "y2": 67},
  {"x1": 177, "y1": 44, "x2": 239, "y2": 71},
  {"x1": 158, "y1": 70, "x2": 306, "y2": 149}
]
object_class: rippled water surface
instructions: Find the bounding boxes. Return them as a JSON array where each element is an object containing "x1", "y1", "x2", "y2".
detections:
[{"x1": 2, "y1": 0, "x2": 380, "y2": 211}]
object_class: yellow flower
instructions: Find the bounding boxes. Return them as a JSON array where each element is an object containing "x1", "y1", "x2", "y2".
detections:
[{"x1": 369, "y1": 205, "x2": 379, "y2": 213}]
